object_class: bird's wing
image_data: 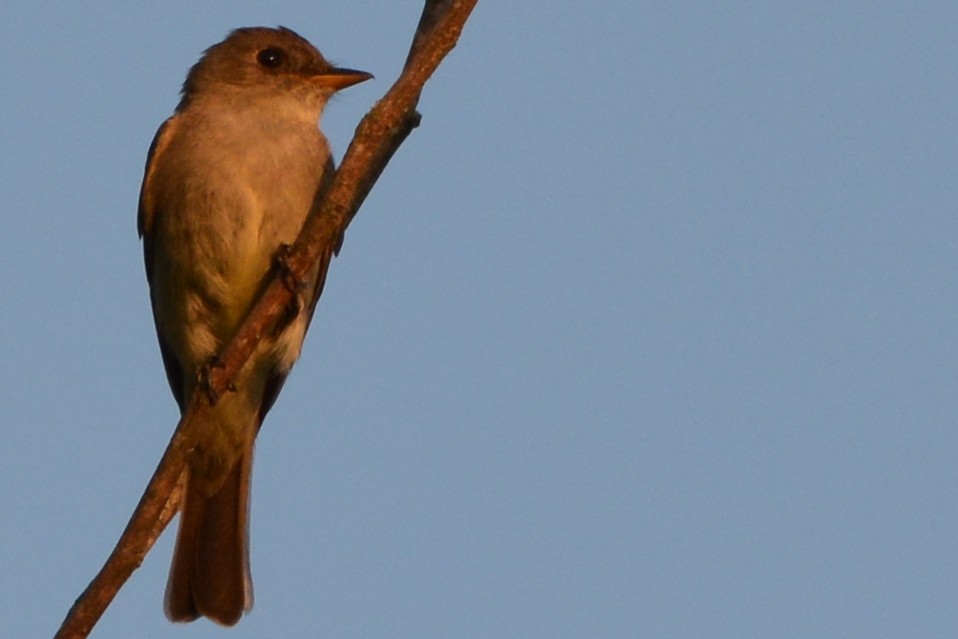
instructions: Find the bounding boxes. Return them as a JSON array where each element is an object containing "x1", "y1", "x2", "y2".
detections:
[{"x1": 137, "y1": 116, "x2": 188, "y2": 408}]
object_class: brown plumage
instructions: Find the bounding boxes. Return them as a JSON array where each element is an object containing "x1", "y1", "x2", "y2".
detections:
[{"x1": 138, "y1": 26, "x2": 370, "y2": 625}]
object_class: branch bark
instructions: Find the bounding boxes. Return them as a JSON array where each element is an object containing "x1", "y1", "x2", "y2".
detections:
[{"x1": 54, "y1": 2, "x2": 478, "y2": 636}]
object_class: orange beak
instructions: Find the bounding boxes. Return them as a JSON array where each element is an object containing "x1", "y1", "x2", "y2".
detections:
[{"x1": 313, "y1": 67, "x2": 373, "y2": 90}]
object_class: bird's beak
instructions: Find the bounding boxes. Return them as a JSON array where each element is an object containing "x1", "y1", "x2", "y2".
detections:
[{"x1": 313, "y1": 67, "x2": 374, "y2": 90}]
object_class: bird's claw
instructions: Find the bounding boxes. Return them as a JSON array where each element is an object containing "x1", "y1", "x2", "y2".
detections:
[
  {"x1": 275, "y1": 243, "x2": 306, "y2": 321},
  {"x1": 198, "y1": 356, "x2": 234, "y2": 405},
  {"x1": 275, "y1": 244, "x2": 306, "y2": 294}
]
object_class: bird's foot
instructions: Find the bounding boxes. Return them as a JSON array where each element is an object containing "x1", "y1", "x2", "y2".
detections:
[
  {"x1": 198, "y1": 356, "x2": 235, "y2": 405},
  {"x1": 274, "y1": 243, "x2": 306, "y2": 322},
  {"x1": 275, "y1": 244, "x2": 307, "y2": 295}
]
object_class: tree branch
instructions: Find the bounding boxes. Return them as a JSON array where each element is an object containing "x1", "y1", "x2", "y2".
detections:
[{"x1": 54, "y1": 2, "x2": 478, "y2": 636}]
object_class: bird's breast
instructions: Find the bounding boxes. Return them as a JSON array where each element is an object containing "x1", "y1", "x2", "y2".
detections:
[{"x1": 149, "y1": 111, "x2": 329, "y2": 368}]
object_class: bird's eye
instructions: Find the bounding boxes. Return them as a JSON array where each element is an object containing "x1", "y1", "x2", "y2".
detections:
[{"x1": 257, "y1": 47, "x2": 286, "y2": 69}]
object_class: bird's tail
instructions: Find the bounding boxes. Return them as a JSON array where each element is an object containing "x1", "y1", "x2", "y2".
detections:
[{"x1": 164, "y1": 436, "x2": 254, "y2": 626}]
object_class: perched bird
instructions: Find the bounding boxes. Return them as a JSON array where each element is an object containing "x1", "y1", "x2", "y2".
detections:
[{"x1": 137, "y1": 26, "x2": 371, "y2": 625}]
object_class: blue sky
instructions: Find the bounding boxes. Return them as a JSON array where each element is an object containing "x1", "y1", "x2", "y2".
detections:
[{"x1": 2, "y1": 2, "x2": 957, "y2": 637}]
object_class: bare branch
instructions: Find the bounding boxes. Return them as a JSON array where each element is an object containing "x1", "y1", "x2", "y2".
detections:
[{"x1": 54, "y1": 3, "x2": 478, "y2": 637}]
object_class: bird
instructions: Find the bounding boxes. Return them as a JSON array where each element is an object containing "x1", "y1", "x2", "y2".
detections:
[{"x1": 137, "y1": 26, "x2": 371, "y2": 625}]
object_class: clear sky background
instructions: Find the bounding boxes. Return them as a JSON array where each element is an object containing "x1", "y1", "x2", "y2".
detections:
[{"x1": 2, "y1": 2, "x2": 956, "y2": 638}]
